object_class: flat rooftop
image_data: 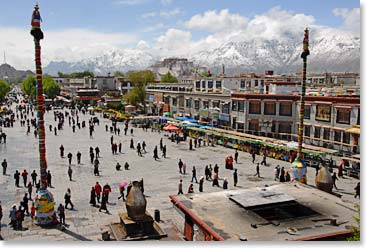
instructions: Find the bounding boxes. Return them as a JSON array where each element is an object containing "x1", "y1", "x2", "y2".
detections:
[{"x1": 170, "y1": 183, "x2": 357, "y2": 241}]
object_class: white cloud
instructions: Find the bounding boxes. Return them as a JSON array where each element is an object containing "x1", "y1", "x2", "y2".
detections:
[
  {"x1": 333, "y1": 8, "x2": 360, "y2": 34},
  {"x1": 136, "y1": 40, "x2": 150, "y2": 49},
  {"x1": 155, "y1": 28, "x2": 192, "y2": 56},
  {"x1": 2, "y1": 7, "x2": 360, "y2": 71},
  {"x1": 0, "y1": 27, "x2": 139, "y2": 70},
  {"x1": 243, "y1": 6, "x2": 316, "y2": 40},
  {"x1": 114, "y1": 0, "x2": 147, "y2": 6},
  {"x1": 142, "y1": 8, "x2": 181, "y2": 18},
  {"x1": 184, "y1": 9, "x2": 248, "y2": 33}
]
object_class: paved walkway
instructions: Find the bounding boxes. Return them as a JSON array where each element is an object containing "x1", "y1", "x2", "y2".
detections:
[{"x1": 0, "y1": 106, "x2": 360, "y2": 241}]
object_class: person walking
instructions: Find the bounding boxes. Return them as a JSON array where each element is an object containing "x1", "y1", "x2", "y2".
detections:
[
  {"x1": 285, "y1": 171, "x2": 291, "y2": 182},
  {"x1": 260, "y1": 155, "x2": 267, "y2": 166},
  {"x1": 99, "y1": 193, "x2": 109, "y2": 213},
  {"x1": 21, "y1": 169, "x2": 28, "y2": 187},
  {"x1": 279, "y1": 167, "x2": 285, "y2": 182},
  {"x1": 22, "y1": 193, "x2": 30, "y2": 215},
  {"x1": 199, "y1": 176, "x2": 204, "y2": 192},
  {"x1": 68, "y1": 166, "x2": 73, "y2": 181},
  {"x1": 142, "y1": 141, "x2": 147, "y2": 153},
  {"x1": 90, "y1": 187, "x2": 96, "y2": 207},
  {"x1": 178, "y1": 180, "x2": 183, "y2": 195},
  {"x1": 332, "y1": 172, "x2": 338, "y2": 190},
  {"x1": 27, "y1": 182, "x2": 33, "y2": 199},
  {"x1": 274, "y1": 165, "x2": 280, "y2": 181},
  {"x1": 212, "y1": 172, "x2": 220, "y2": 187},
  {"x1": 118, "y1": 142, "x2": 122, "y2": 153},
  {"x1": 118, "y1": 186, "x2": 125, "y2": 201},
  {"x1": 188, "y1": 184, "x2": 194, "y2": 193},
  {"x1": 94, "y1": 160, "x2": 100, "y2": 176},
  {"x1": 160, "y1": 138, "x2": 163, "y2": 151},
  {"x1": 103, "y1": 183, "x2": 112, "y2": 203},
  {"x1": 234, "y1": 149, "x2": 239, "y2": 164},
  {"x1": 64, "y1": 188, "x2": 74, "y2": 210},
  {"x1": 110, "y1": 135, "x2": 114, "y2": 145},
  {"x1": 208, "y1": 164, "x2": 213, "y2": 180},
  {"x1": 130, "y1": 138, "x2": 134, "y2": 149},
  {"x1": 31, "y1": 170, "x2": 37, "y2": 186},
  {"x1": 47, "y1": 170, "x2": 52, "y2": 187},
  {"x1": 252, "y1": 151, "x2": 256, "y2": 164},
  {"x1": 15, "y1": 206, "x2": 24, "y2": 230},
  {"x1": 191, "y1": 166, "x2": 198, "y2": 183},
  {"x1": 59, "y1": 145, "x2": 65, "y2": 157},
  {"x1": 67, "y1": 152, "x2": 73, "y2": 165},
  {"x1": 95, "y1": 182, "x2": 102, "y2": 203},
  {"x1": 254, "y1": 163, "x2": 260, "y2": 177},
  {"x1": 95, "y1": 147, "x2": 100, "y2": 158},
  {"x1": 205, "y1": 165, "x2": 210, "y2": 180},
  {"x1": 178, "y1": 159, "x2": 183, "y2": 174},
  {"x1": 77, "y1": 151, "x2": 81, "y2": 164},
  {"x1": 189, "y1": 139, "x2": 193, "y2": 150},
  {"x1": 137, "y1": 143, "x2": 142, "y2": 156},
  {"x1": 90, "y1": 151, "x2": 95, "y2": 164},
  {"x1": 162, "y1": 145, "x2": 167, "y2": 158},
  {"x1": 153, "y1": 146, "x2": 159, "y2": 160},
  {"x1": 354, "y1": 182, "x2": 360, "y2": 199},
  {"x1": 57, "y1": 204, "x2": 66, "y2": 225},
  {"x1": 223, "y1": 178, "x2": 228, "y2": 189},
  {"x1": 1, "y1": 159, "x2": 7, "y2": 175},
  {"x1": 9, "y1": 205, "x2": 17, "y2": 230},
  {"x1": 182, "y1": 163, "x2": 186, "y2": 175},
  {"x1": 233, "y1": 169, "x2": 238, "y2": 186}
]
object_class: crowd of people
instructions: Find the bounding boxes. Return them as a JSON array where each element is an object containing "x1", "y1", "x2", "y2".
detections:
[{"x1": 0, "y1": 95, "x2": 360, "y2": 239}]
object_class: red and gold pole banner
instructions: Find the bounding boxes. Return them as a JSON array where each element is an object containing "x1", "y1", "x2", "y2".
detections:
[
  {"x1": 31, "y1": 3, "x2": 56, "y2": 226},
  {"x1": 291, "y1": 28, "x2": 310, "y2": 184}
]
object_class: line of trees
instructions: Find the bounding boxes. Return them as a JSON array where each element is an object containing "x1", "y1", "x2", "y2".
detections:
[
  {"x1": 57, "y1": 71, "x2": 95, "y2": 78},
  {"x1": 21, "y1": 76, "x2": 60, "y2": 99},
  {"x1": 0, "y1": 80, "x2": 11, "y2": 102}
]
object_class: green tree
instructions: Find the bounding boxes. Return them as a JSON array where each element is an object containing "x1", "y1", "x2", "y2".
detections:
[
  {"x1": 114, "y1": 71, "x2": 124, "y2": 77},
  {"x1": 123, "y1": 83, "x2": 146, "y2": 107},
  {"x1": 127, "y1": 70, "x2": 155, "y2": 84},
  {"x1": 161, "y1": 71, "x2": 178, "y2": 83},
  {"x1": 0, "y1": 80, "x2": 11, "y2": 101},
  {"x1": 43, "y1": 76, "x2": 61, "y2": 99},
  {"x1": 21, "y1": 76, "x2": 60, "y2": 99},
  {"x1": 124, "y1": 70, "x2": 154, "y2": 111},
  {"x1": 21, "y1": 76, "x2": 37, "y2": 99}
]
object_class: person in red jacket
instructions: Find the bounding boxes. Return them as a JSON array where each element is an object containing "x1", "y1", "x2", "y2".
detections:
[
  {"x1": 102, "y1": 183, "x2": 112, "y2": 203},
  {"x1": 21, "y1": 170, "x2": 28, "y2": 187},
  {"x1": 95, "y1": 182, "x2": 102, "y2": 203}
]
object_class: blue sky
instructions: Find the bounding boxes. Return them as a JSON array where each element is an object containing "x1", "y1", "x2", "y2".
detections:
[
  {"x1": 1, "y1": 0, "x2": 359, "y2": 37},
  {"x1": 0, "y1": 0, "x2": 360, "y2": 69}
]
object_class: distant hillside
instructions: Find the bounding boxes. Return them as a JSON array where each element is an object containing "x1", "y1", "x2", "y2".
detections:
[{"x1": 0, "y1": 63, "x2": 34, "y2": 83}]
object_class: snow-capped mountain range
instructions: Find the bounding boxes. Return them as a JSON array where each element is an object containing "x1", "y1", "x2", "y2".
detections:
[{"x1": 44, "y1": 29, "x2": 360, "y2": 76}]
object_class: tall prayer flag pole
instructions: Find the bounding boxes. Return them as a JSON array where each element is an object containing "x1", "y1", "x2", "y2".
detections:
[
  {"x1": 31, "y1": 3, "x2": 56, "y2": 225},
  {"x1": 291, "y1": 28, "x2": 310, "y2": 184}
]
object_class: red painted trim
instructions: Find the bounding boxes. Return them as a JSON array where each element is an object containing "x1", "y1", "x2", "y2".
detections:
[
  {"x1": 169, "y1": 195, "x2": 224, "y2": 241},
  {"x1": 295, "y1": 230, "x2": 352, "y2": 241}
]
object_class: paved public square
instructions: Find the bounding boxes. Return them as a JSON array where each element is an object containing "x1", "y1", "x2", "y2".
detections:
[{"x1": 0, "y1": 105, "x2": 360, "y2": 241}]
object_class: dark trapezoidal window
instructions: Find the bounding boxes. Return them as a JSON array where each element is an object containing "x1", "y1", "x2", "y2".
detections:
[{"x1": 247, "y1": 201, "x2": 320, "y2": 222}]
